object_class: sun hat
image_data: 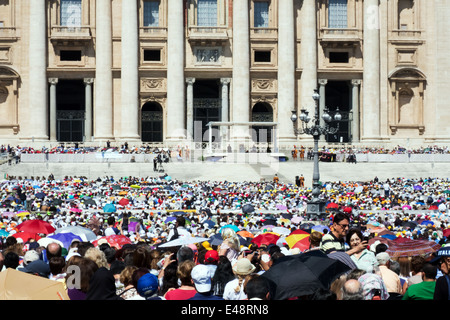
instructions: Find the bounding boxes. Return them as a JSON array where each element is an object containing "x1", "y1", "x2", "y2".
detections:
[{"x1": 232, "y1": 258, "x2": 256, "y2": 275}]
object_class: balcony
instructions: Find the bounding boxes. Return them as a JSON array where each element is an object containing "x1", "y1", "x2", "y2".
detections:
[
  {"x1": 389, "y1": 29, "x2": 424, "y2": 45},
  {"x1": 139, "y1": 27, "x2": 167, "y2": 40},
  {"x1": 319, "y1": 28, "x2": 362, "y2": 47},
  {"x1": 0, "y1": 27, "x2": 19, "y2": 41},
  {"x1": 250, "y1": 27, "x2": 278, "y2": 41},
  {"x1": 187, "y1": 26, "x2": 229, "y2": 46},
  {"x1": 50, "y1": 26, "x2": 92, "y2": 45}
]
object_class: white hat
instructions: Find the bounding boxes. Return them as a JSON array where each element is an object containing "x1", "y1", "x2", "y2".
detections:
[
  {"x1": 23, "y1": 250, "x2": 40, "y2": 266},
  {"x1": 190, "y1": 264, "x2": 213, "y2": 293}
]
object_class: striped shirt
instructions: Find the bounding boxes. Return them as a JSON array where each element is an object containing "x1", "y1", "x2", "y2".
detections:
[{"x1": 319, "y1": 232, "x2": 346, "y2": 254}]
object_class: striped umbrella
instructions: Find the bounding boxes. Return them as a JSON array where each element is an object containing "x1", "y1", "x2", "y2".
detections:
[{"x1": 386, "y1": 239, "x2": 442, "y2": 258}]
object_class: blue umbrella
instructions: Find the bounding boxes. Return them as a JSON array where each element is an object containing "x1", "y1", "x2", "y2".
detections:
[
  {"x1": 208, "y1": 233, "x2": 249, "y2": 246},
  {"x1": 47, "y1": 232, "x2": 82, "y2": 249},
  {"x1": 381, "y1": 234, "x2": 397, "y2": 240},
  {"x1": 103, "y1": 203, "x2": 116, "y2": 213},
  {"x1": 0, "y1": 229, "x2": 10, "y2": 237},
  {"x1": 421, "y1": 220, "x2": 434, "y2": 226},
  {"x1": 172, "y1": 211, "x2": 188, "y2": 216},
  {"x1": 219, "y1": 224, "x2": 240, "y2": 233},
  {"x1": 202, "y1": 220, "x2": 216, "y2": 228},
  {"x1": 165, "y1": 217, "x2": 177, "y2": 224}
]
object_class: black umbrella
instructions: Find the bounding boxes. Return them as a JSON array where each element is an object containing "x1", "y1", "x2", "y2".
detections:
[
  {"x1": 299, "y1": 222, "x2": 315, "y2": 233},
  {"x1": 261, "y1": 251, "x2": 351, "y2": 300},
  {"x1": 242, "y1": 204, "x2": 255, "y2": 214},
  {"x1": 83, "y1": 198, "x2": 97, "y2": 206},
  {"x1": 401, "y1": 220, "x2": 417, "y2": 229},
  {"x1": 51, "y1": 199, "x2": 63, "y2": 206},
  {"x1": 35, "y1": 192, "x2": 46, "y2": 199}
]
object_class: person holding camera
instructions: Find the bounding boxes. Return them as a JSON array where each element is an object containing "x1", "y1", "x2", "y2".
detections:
[{"x1": 346, "y1": 228, "x2": 378, "y2": 273}]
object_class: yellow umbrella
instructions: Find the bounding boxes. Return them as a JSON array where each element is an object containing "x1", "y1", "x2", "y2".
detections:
[
  {"x1": 285, "y1": 231, "x2": 310, "y2": 248},
  {"x1": 0, "y1": 268, "x2": 70, "y2": 300},
  {"x1": 130, "y1": 185, "x2": 141, "y2": 189},
  {"x1": 16, "y1": 211, "x2": 31, "y2": 217}
]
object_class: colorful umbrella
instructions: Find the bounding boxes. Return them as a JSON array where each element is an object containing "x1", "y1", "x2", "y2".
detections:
[
  {"x1": 47, "y1": 232, "x2": 83, "y2": 249},
  {"x1": 219, "y1": 224, "x2": 240, "y2": 233},
  {"x1": 54, "y1": 225, "x2": 97, "y2": 242},
  {"x1": 103, "y1": 203, "x2": 116, "y2": 213},
  {"x1": 311, "y1": 225, "x2": 330, "y2": 234},
  {"x1": 118, "y1": 198, "x2": 130, "y2": 206},
  {"x1": 251, "y1": 233, "x2": 280, "y2": 247},
  {"x1": 237, "y1": 230, "x2": 254, "y2": 239},
  {"x1": 17, "y1": 220, "x2": 55, "y2": 235},
  {"x1": 443, "y1": 229, "x2": 450, "y2": 238},
  {"x1": 92, "y1": 234, "x2": 133, "y2": 249},
  {"x1": 159, "y1": 236, "x2": 210, "y2": 248},
  {"x1": 285, "y1": 229, "x2": 310, "y2": 248},
  {"x1": 291, "y1": 235, "x2": 311, "y2": 252},
  {"x1": 16, "y1": 211, "x2": 31, "y2": 217},
  {"x1": 0, "y1": 229, "x2": 10, "y2": 237},
  {"x1": 327, "y1": 202, "x2": 339, "y2": 209},
  {"x1": 386, "y1": 239, "x2": 442, "y2": 258},
  {"x1": 1, "y1": 211, "x2": 16, "y2": 218},
  {"x1": 11, "y1": 231, "x2": 41, "y2": 242}
]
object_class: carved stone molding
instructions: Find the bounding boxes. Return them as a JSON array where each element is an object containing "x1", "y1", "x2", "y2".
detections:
[
  {"x1": 252, "y1": 79, "x2": 276, "y2": 91},
  {"x1": 141, "y1": 78, "x2": 166, "y2": 92}
]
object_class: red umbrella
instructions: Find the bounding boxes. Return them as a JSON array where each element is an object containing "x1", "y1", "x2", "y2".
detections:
[
  {"x1": 12, "y1": 231, "x2": 41, "y2": 242},
  {"x1": 17, "y1": 220, "x2": 55, "y2": 235},
  {"x1": 251, "y1": 233, "x2": 280, "y2": 247},
  {"x1": 92, "y1": 234, "x2": 132, "y2": 249},
  {"x1": 118, "y1": 198, "x2": 130, "y2": 206},
  {"x1": 327, "y1": 202, "x2": 339, "y2": 209},
  {"x1": 443, "y1": 229, "x2": 450, "y2": 238},
  {"x1": 386, "y1": 239, "x2": 442, "y2": 258},
  {"x1": 291, "y1": 235, "x2": 311, "y2": 252}
]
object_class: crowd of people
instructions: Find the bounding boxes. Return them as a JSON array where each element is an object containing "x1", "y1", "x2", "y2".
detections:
[{"x1": 0, "y1": 173, "x2": 449, "y2": 300}]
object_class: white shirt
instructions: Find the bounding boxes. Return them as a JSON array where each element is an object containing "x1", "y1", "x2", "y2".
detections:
[{"x1": 223, "y1": 278, "x2": 248, "y2": 300}]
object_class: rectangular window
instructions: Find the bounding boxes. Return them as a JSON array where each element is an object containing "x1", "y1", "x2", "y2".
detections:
[
  {"x1": 143, "y1": 1, "x2": 159, "y2": 27},
  {"x1": 328, "y1": 0, "x2": 347, "y2": 28},
  {"x1": 329, "y1": 51, "x2": 349, "y2": 63},
  {"x1": 143, "y1": 49, "x2": 161, "y2": 62},
  {"x1": 60, "y1": 50, "x2": 82, "y2": 61},
  {"x1": 61, "y1": 0, "x2": 82, "y2": 27},
  {"x1": 254, "y1": 1, "x2": 269, "y2": 28},
  {"x1": 254, "y1": 50, "x2": 271, "y2": 63},
  {"x1": 197, "y1": 0, "x2": 217, "y2": 27}
]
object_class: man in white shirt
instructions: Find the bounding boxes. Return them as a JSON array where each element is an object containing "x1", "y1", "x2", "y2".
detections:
[{"x1": 167, "y1": 216, "x2": 191, "y2": 240}]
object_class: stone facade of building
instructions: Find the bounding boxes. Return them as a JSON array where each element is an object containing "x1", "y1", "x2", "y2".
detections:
[{"x1": 0, "y1": 0, "x2": 448, "y2": 148}]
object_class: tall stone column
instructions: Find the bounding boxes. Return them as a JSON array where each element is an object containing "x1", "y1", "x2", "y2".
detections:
[
  {"x1": 351, "y1": 79, "x2": 361, "y2": 143},
  {"x1": 220, "y1": 78, "x2": 230, "y2": 147},
  {"x1": 232, "y1": 0, "x2": 250, "y2": 142},
  {"x1": 48, "y1": 78, "x2": 58, "y2": 142},
  {"x1": 300, "y1": 0, "x2": 318, "y2": 125},
  {"x1": 95, "y1": 0, "x2": 114, "y2": 141},
  {"x1": 166, "y1": 0, "x2": 186, "y2": 141},
  {"x1": 318, "y1": 79, "x2": 328, "y2": 142},
  {"x1": 186, "y1": 77, "x2": 195, "y2": 140},
  {"x1": 27, "y1": 0, "x2": 48, "y2": 140},
  {"x1": 277, "y1": 0, "x2": 296, "y2": 142},
  {"x1": 84, "y1": 78, "x2": 94, "y2": 142},
  {"x1": 121, "y1": 0, "x2": 140, "y2": 141},
  {"x1": 362, "y1": 0, "x2": 380, "y2": 140},
  {"x1": 220, "y1": 78, "x2": 230, "y2": 122}
]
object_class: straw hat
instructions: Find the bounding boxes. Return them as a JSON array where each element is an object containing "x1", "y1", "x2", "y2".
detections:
[{"x1": 232, "y1": 258, "x2": 256, "y2": 275}]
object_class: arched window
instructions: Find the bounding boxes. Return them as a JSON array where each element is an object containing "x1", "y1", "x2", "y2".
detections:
[
  {"x1": 141, "y1": 102, "x2": 163, "y2": 142},
  {"x1": 251, "y1": 102, "x2": 273, "y2": 143}
]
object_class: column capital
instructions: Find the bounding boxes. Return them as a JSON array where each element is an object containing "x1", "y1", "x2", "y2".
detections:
[
  {"x1": 84, "y1": 78, "x2": 94, "y2": 85},
  {"x1": 318, "y1": 79, "x2": 328, "y2": 86},
  {"x1": 352, "y1": 79, "x2": 362, "y2": 86},
  {"x1": 48, "y1": 78, "x2": 58, "y2": 85},
  {"x1": 220, "y1": 78, "x2": 231, "y2": 85},
  {"x1": 186, "y1": 77, "x2": 196, "y2": 85}
]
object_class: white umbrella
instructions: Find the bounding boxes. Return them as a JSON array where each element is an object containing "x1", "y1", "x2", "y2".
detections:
[
  {"x1": 158, "y1": 236, "x2": 210, "y2": 248},
  {"x1": 272, "y1": 227, "x2": 291, "y2": 236},
  {"x1": 37, "y1": 237, "x2": 64, "y2": 248},
  {"x1": 53, "y1": 225, "x2": 97, "y2": 242}
]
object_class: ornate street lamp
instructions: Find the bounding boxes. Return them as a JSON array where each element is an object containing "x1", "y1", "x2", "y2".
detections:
[{"x1": 291, "y1": 89, "x2": 341, "y2": 220}]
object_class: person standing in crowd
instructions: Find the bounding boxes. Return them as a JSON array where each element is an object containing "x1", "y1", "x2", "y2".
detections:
[
  {"x1": 346, "y1": 228, "x2": 378, "y2": 273},
  {"x1": 376, "y1": 252, "x2": 402, "y2": 297},
  {"x1": 402, "y1": 263, "x2": 437, "y2": 300},
  {"x1": 320, "y1": 212, "x2": 351, "y2": 254}
]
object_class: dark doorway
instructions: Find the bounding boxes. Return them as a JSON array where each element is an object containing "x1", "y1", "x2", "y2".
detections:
[
  {"x1": 193, "y1": 79, "x2": 221, "y2": 142},
  {"x1": 251, "y1": 102, "x2": 273, "y2": 143},
  {"x1": 55, "y1": 79, "x2": 85, "y2": 142},
  {"x1": 324, "y1": 80, "x2": 351, "y2": 143},
  {"x1": 141, "y1": 102, "x2": 163, "y2": 142}
]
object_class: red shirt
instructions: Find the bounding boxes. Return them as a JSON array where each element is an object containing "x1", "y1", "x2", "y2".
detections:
[{"x1": 164, "y1": 288, "x2": 197, "y2": 300}]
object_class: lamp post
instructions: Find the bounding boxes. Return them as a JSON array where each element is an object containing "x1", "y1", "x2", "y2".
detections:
[{"x1": 290, "y1": 89, "x2": 341, "y2": 220}]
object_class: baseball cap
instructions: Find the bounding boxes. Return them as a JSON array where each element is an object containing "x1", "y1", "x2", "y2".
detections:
[
  {"x1": 136, "y1": 273, "x2": 159, "y2": 299},
  {"x1": 205, "y1": 250, "x2": 219, "y2": 263},
  {"x1": 191, "y1": 264, "x2": 212, "y2": 293}
]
